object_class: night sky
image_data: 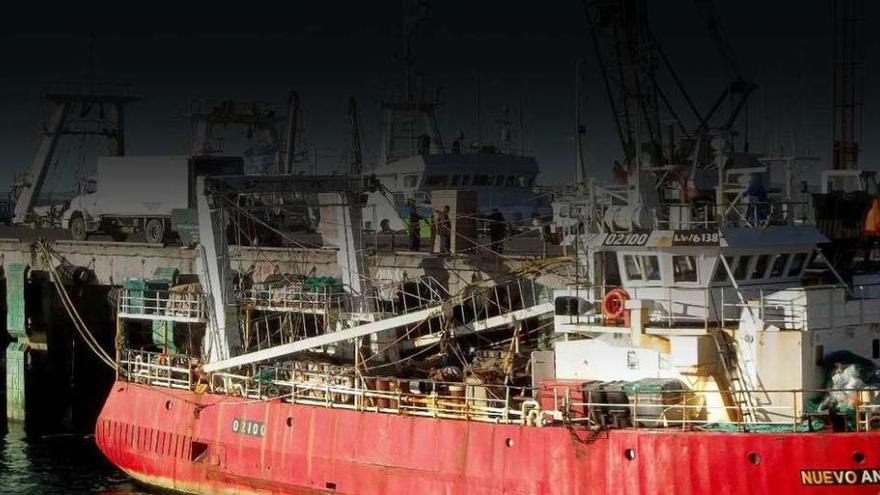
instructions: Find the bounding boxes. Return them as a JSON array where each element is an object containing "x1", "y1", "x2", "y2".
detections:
[{"x1": 1, "y1": 1, "x2": 877, "y2": 192}]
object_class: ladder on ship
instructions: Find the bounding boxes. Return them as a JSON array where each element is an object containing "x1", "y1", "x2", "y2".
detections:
[{"x1": 711, "y1": 328, "x2": 759, "y2": 428}]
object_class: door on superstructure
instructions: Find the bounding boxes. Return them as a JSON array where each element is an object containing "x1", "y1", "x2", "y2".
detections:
[{"x1": 595, "y1": 251, "x2": 621, "y2": 288}]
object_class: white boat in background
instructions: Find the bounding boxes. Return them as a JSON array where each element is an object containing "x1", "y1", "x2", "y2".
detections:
[{"x1": 364, "y1": 149, "x2": 546, "y2": 232}]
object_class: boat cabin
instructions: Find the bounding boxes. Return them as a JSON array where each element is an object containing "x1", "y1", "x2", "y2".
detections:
[{"x1": 364, "y1": 153, "x2": 545, "y2": 231}]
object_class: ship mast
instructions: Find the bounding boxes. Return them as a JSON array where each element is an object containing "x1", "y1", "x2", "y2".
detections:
[{"x1": 575, "y1": 58, "x2": 587, "y2": 186}]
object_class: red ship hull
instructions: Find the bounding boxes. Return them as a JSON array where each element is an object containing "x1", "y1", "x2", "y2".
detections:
[{"x1": 96, "y1": 381, "x2": 880, "y2": 494}]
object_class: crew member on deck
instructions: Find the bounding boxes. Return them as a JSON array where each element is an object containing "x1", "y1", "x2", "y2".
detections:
[
  {"x1": 408, "y1": 202, "x2": 421, "y2": 251},
  {"x1": 437, "y1": 205, "x2": 452, "y2": 254},
  {"x1": 488, "y1": 208, "x2": 507, "y2": 254}
]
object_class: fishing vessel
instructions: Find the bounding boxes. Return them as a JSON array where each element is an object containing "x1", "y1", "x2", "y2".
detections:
[
  {"x1": 84, "y1": 137, "x2": 880, "y2": 494},
  {"x1": 359, "y1": 4, "x2": 548, "y2": 232}
]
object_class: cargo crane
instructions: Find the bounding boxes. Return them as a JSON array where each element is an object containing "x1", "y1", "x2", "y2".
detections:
[
  {"x1": 581, "y1": 0, "x2": 755, "y2": 169},
  {"x1": 831, "y1": 0, "x2": 863, "y2": 171},
  {"x1": 347, "y1": 96, "x2": 364, "y2": 176},
  {"x1": 12, "y1": 86, "x2": 137, "y2": 225},
  {"x1": 190, "y1": 100, "x2": 283, "y2": 173}
]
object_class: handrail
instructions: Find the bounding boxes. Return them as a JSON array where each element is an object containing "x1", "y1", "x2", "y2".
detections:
[
  {"x1": 118, "y1": 348, "x2": 879, "y2": 433},
  {"x1": 557, "y1": 282, "x2": 880, "y2": 330},
  {"x1": 118, "y1": 288, "x2": 207, "y2": 322}
]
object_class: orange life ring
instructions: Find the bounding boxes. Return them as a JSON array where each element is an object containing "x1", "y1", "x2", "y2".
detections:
[
  {"x1": 866, "y1": 198, "x2": 880, "y2": 236},
  {"x1": 602, "y1": 289, "x2": 630, "y2": 323}
]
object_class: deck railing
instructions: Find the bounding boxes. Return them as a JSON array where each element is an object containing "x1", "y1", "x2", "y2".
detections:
[
  {"x1": 238, "y1": 275, "x2": 449, "y2": 317},
  {"x1": 239, "y1": 286, "x2": 350, "y2": 314},
  {"x1": 119, "y1": 349, "x2": 194, "y2": 390},
  {"x1": 117, "y1": 349, "x2": 880, "y2": 433},
  {"x1": 118, "y1": 288, "x2": 208, "y2": 323},
  {"x1": 557, "y1": 283, "x2": 880, "y2": 331},
  {"x1": 653, "y1": 201, "x2": 811, "y2": 231}
]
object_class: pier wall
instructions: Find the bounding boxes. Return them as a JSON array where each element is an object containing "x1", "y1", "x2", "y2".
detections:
[{"x1": 2, "y1": 237, "x2": 565, "y2": 428}]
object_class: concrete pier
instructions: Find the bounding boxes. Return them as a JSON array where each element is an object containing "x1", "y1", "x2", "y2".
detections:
[{"x1": 1, "y1": 232, "x2": 567, "y2": 426}]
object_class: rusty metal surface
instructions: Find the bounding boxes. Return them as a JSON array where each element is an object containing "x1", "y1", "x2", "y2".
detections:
[{"x1": 96, "y1": 381, "x2": 880, "y2": 495}]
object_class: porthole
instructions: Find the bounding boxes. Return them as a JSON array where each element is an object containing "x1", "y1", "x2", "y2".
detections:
[
  {"x1": 748, "y1": 452, "x2": 761, "y2": 465},
  {"x1": 505, "y1": 438, "x2": 514, "y2": 448},
  {"x1": 286, "y1": 417, "x2": 294, "y2": 427},
  {"x1": 854, "y1": 451, "x2": 866, "y2": 464},
  {"x1": 624, "y1": 448, "x2": 636, "y2": 461},
  {"x1": 165, "y1": 400, "x2": 173, "y2": 411}
]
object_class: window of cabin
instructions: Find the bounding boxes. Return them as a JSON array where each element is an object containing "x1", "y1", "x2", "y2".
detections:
[
  {"x1": 623, "y1": 255, "x2": 641, "y2": 280},
  {"x1": 451, "y1": 175, "x2": 461, "y2": 186},
  {"x1": 403, "y1": 175, "x2": 419, "y2": 188},
  {"x1": 495, "y1": 175, "x2": 505, "y2": 187},
  {"x1": 769, "y1": 253, "x2": 790, "y2": 278},
  {"x1": 713, "y1": 256, "x2": 735, "y2": 282},
  {"x1": 623, "y1": 255, "x2": 661, "y2": 282},
  {"x1": 750, "y1": 255, "x2": 771, "y2": 279},
  {"x1": 460, "y1": 175, "x2": 471, "y2": 186},
  {"x1": 787, "y1": 252, "x2": 808, "y2": 277},
  {"x1": 425, "y1": 175, "x2": 448, "y2": 187},
  {"x1": 392, "y1": 192, "x2": 405, "y2": 208},
  {"x1": 506, "y1": 175, "x2": 516, "y2": 187},
  {"x1": 733, "y1": 256, "x2": 752, "y2": 280},
  {"x1": 517, "y1": 176, "x2": 528, "y2": 187},
  {"x1": 475, "y1": 175, "x2": 490, "y2": 186},
  {"x1": 642, "y1": 256, "x2": 661, "y2": 281},
  {"x1": 673, "y1": 255, "x2": 698, "y2": 283}
]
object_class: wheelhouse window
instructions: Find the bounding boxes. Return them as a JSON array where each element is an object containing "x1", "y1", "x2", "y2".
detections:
[
  {"x1": 495, "y1": 175, "x2": 505, "y2": 187},
  {"x1": 673, "y1": 255, "x2": 698, "y2": 283},
  {"x1": 733, "y1": 256, "x2": 752, "y2": 280},
  {"x1": 425, "y1": 175, "x2": 448, "y2": 187},
  {"x1": 403, "y1": 175, "x2": 419, "y2": 188},
  {"x1": 460, "y1": 175, "x2": 471, "y2": 186},
  {"x1": 474, "y1": 175, "x2": 491, "y2": 186},
  {"x1": 769, "y1": 253, "x2": 790, "y2": 278},
  {"x1": 750, "y1": 255, "x2": 771, "y2": 279},
  {"x1": 713, "y1": 256, "x2": 735, "y2": 282},
  {"x1": 623, "y1": 255, "x2": 640, "y2": 280},
  {"x1": 623, "y1": 254, "x2": 661, "y2": 282},
  {"x1": 451, "y1": 175, "x2": 461, "y2": 186},
  {"x1": 643, "y1": 256, "x2": 661, "y2": 281},
  {"x1": 787, "y1": 252, "x2": 808, "y2": 277},
  {"x1": 506, "y1": 175, "x2": 516, "y2": 187}
]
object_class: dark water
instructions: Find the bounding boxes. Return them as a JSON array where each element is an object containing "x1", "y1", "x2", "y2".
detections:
[{"x1": 0, "y1": 421, "x2": 169, "y2": 495}]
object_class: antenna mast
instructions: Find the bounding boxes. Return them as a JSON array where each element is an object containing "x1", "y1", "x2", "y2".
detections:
[
  {"x1": 575, "y1": 58, "x2": 587, "y2": 185},
  {"x1": 347, "y1": 97, "x2": 363, "y2": 176},
  {"x1": 832, "y1": 0, "x2": 863, "y2": 170}
]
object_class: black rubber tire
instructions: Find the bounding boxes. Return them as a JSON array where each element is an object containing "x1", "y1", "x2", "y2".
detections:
[
  {"x1": 145, "y1": 218, "x2": 166, "y2": 245},
  {"x1": 69, "y1": 216, "x2": 87, "y2": 241}
]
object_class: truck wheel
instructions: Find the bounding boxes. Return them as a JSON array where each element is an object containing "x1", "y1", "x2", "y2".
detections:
[
  {"x1": 69, "y1": 216, "x2": 87, "y2": 241},
  {"x1": 145, "y1": 218, "x2": 165, "y2": 245}
]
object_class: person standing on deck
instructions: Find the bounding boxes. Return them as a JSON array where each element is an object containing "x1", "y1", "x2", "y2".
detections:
[
  {"x1": 488, "y1": 208, "x2": 507, "y2": 255},
  {"x1": 437, "y1": 205, "x2": 452, "y2": 254},
  {"x1": 408, "y1": 202, "x2": 421, "y2": 251}
]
